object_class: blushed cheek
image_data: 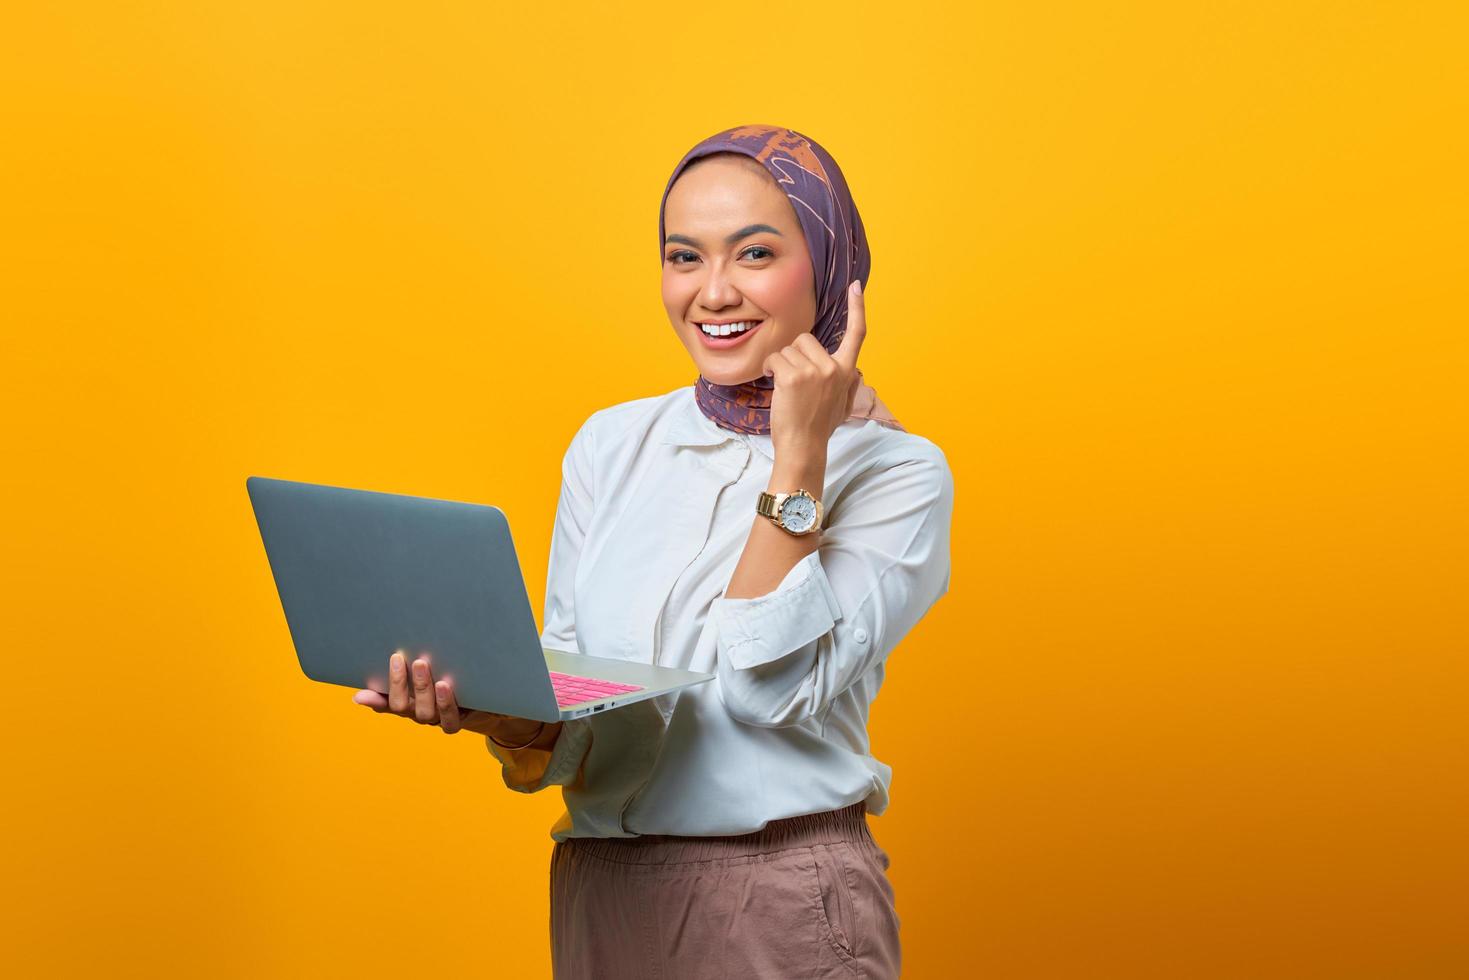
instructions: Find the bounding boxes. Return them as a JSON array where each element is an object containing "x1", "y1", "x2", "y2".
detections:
[
  {"x1": 662, "y1": 276, "x2": 692, "y2": 322},
  {"x1": 753, "y1": 260, "x2": 814, "y2": 324}
]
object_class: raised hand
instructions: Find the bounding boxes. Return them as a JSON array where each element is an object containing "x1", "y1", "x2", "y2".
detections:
[{"x1": 761, "y1": 279, "x2": 868, "y2": 460}]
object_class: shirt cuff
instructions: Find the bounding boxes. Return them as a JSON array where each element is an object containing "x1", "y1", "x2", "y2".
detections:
[
  {"x1": 486, "y1": 717, "x2": 593, "y2": 794},
  {"x1": 711, "y1": 550, "x2": 844, "y2": 671}
]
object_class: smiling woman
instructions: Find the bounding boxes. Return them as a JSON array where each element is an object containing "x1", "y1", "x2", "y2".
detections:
[{"x1": 360, "y1": 124, "x2": 953, "y2": 980}]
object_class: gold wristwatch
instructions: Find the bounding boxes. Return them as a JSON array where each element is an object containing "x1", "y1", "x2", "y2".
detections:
[{"x1": 756, "y1": 488, "x2": 823, "y2": 536}]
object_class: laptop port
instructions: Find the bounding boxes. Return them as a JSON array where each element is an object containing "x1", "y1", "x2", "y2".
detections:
[{"x1": 594, "y1": 703, "x2": 608, "y2": 711}]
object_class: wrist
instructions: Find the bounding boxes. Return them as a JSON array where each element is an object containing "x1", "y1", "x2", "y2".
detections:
[
  {"x1": 772, "y1": 436, "x2": 827, "y2": 463},
  {"x1": 476, "y1": 715, "x2": 557, "y2": 746},
  {"x1": 488, "y1": 722, "x2": 546, "y2": 749},
  {"x1": 769, "y1": 449, "x2": 826, "y2": 489}
]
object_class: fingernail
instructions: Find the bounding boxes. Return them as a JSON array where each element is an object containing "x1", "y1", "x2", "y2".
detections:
[
  {"x1": 435, "y1": 683, "x2": 447, "y2": 702},
  {"x1": 413, "y1": 660, "x2": 427, "y2": 681},
  {"x1": 391, "y1": 654, "x2": 403, "y2": 674}
]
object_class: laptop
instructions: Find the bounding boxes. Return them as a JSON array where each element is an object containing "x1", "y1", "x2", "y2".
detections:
[{"x1": 245, "y1": 475, "x2": 713, "y2": 722}]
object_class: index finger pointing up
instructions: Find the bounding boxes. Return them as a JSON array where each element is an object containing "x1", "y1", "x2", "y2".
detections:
[{"x1": 834, "y1": 279, "x2": 866, "y2": 372}]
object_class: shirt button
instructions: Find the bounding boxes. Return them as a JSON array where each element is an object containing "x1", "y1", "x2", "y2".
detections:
[{"x1": 853, "y1": 627, "x2": 869, "y2": 644}]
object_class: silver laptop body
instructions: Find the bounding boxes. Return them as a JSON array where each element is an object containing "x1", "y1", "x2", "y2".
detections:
[{"x1": 246, "y1": 475, "x2": 713, "y2": 722}]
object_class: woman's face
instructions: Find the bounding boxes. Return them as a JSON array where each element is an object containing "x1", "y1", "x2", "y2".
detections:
[{"x1": 661, "y1": 155, "x2": 817, "y2": 386}]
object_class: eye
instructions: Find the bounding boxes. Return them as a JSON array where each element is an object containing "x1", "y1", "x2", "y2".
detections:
[{"x1": 665, "y1": 245, "x2": 776, "y2": 266}]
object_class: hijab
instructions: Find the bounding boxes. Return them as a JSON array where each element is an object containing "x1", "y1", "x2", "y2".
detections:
[{"x1": 658, "y1": 124, "x2": 905, "y2": 435}]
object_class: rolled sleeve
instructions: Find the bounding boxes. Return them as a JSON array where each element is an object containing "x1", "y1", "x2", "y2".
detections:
[
  {"x1": 712, "y1": 551, "x2": 844, "y2": 671},
  {"x1": 711, "y1": 447, "x2": 955, "y2": 729},
  {"x1": 485, "y1": 718, "x2": 594, "y2": 794}
]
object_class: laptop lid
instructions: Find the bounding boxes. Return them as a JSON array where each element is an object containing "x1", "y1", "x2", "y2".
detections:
[{"x1": 246, "y1": 475, "x2": 565, "y2": 721}]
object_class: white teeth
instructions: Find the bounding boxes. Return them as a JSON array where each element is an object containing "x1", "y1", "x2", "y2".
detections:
[{"x1": 699, "y1": 321, "x2": 757, "y2": 337}]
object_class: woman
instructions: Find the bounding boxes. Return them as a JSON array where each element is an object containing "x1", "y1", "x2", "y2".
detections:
[{"x1": 352, "y1": 124, "x2": 953, "y2": 979}]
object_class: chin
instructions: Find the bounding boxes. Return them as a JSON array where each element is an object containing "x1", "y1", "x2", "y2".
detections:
[{"x1": 699, "y1": 363, "x2": 762, "y2": 386}]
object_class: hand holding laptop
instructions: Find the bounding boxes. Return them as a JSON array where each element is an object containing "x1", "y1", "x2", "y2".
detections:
[{"x1": 352, "y1": 648, "x2": 553, "y2": 744}]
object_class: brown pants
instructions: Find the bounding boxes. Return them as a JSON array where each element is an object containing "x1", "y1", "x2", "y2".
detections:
[{"x1": 549, "y1": 802, "x2": 901, "y2": 979}]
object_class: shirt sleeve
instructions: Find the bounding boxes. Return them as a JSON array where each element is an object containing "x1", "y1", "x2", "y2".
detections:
[
  {"x1": 486, "y1": 718, "x2": 595, "y2": 794},
  {"x1": 709, "y1": 446, "x2": 954, "y2": 729},
  {"x1": 484, "y1": 418, "x2": 598, "y2": 792}
]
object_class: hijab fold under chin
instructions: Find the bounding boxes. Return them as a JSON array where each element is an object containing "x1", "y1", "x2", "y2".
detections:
[{"x1": 658, "y1": 124, "x2": 905, "y2": 436}]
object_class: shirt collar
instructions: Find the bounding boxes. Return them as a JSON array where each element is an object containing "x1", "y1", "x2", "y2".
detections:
[{"x1": 661, "y1": 385, "x2": 778, "y2": 461}]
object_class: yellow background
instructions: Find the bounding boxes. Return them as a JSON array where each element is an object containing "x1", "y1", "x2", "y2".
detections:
[{"x1": 3, "y1": 2, "x2": 1464, "y2": 977}]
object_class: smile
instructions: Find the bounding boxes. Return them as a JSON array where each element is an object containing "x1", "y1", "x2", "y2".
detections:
[{"x1": 695, "y1": 320, "x2": 764, "y2": 349}]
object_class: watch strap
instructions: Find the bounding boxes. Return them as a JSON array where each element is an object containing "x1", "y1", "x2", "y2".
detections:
[{"x1": 756, "y1": 490, "x2": 785, "y2": 521}]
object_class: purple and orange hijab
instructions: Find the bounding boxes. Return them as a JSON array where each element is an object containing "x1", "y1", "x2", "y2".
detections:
[{"x1": 658, "y1": 124, "x2": 904, "y2": 436}]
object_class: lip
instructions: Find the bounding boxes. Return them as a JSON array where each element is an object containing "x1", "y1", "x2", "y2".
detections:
[{"x1": 694, "y1": 319, "x2": 765, "y2": 349}]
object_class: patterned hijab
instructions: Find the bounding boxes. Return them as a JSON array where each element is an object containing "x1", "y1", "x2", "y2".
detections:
[{"x1": 658, "y1": 124, "x2": 905, "y2": 435}]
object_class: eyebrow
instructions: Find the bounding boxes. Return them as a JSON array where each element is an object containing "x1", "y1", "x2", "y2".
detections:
[{"x1": 665, "y1": 223, "x2": 784, "y2": 249}]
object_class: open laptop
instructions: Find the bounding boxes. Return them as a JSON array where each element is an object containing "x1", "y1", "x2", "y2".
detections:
[{"x1": 245, "y1": 475, "x2": 713, "y2": 723}]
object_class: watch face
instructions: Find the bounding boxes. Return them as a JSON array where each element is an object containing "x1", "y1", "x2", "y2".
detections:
[{"x1": 779, "y1": 493, "x2": 818, "y2": 533}]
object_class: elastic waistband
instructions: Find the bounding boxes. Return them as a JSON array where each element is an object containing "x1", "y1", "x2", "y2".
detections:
[{"x1": 560, "y1": 802, "x2": 871, "y2": 865}]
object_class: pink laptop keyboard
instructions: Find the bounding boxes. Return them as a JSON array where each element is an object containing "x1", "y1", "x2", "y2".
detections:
[{"x1": 550, "y1": 671, "x2": 644, "y2": 708}]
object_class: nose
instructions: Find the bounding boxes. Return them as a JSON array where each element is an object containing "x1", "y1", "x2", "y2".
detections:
[{"x1": 696, "y1": 260, "x2": 741, "y2": 312}]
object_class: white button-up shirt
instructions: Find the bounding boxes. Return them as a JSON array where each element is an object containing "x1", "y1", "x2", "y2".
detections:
[{"x1": 487, "y1": 383, "x2": 954, "y2": 840}]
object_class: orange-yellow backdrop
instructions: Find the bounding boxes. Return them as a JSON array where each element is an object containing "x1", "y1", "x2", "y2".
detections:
[{"x1": 3, "y1": 2, "x2": 1465, "y2": 977}]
